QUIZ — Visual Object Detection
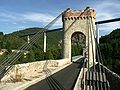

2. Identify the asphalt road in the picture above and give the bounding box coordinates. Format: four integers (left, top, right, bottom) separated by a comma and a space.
25, 57, 84, 90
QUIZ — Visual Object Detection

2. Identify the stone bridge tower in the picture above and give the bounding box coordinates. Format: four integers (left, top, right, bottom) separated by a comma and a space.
62, 8, 96, 66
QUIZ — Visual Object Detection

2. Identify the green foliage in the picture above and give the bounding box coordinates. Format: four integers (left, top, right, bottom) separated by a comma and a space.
45, 51, 54, 60
0, 27, 119, 76
0, 32, 3, 36
99, 28, 120, 75
18, 54, 24, 64
0, 27, 84, 66
72, 44, 83, 56
0, 52, 8, 63
26, 49, 35, 62
34, 50, 44, 61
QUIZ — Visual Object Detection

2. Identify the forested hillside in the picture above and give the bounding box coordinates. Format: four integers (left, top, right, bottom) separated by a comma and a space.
0, 28, 63, 63
0, 27, 83, 64
0, 28, 120, 75
99, 28, 120, 75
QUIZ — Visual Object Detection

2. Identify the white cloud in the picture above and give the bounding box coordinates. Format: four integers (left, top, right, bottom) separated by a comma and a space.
12, 22, 17, 25
0, 13, 17, 20
22, 12, 54, 22
93, 0, 120, 35
95, 1, 120, 20
1, 0, 119, 35
23, 12, 62, 26
0, 11, 24, 23
21, 12, 63, 29
0, 10, 62, 28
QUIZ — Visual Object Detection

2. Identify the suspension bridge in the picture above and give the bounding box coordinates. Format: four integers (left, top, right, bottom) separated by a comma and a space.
0, 7, 120, 90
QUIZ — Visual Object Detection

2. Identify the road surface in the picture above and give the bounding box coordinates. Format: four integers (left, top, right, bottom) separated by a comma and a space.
25, 57, 84, 90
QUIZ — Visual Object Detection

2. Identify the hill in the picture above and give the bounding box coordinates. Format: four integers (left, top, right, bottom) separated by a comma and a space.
0, 28, 63, 63
0, 27, 84, 63
0, 27, 120, 75
99, 28, 120, 75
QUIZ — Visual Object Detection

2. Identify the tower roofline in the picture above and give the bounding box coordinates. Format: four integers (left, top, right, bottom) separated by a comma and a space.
63, 7, 96, 20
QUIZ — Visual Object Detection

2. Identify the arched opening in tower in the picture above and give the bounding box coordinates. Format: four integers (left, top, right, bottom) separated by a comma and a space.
71, 32, 86, 62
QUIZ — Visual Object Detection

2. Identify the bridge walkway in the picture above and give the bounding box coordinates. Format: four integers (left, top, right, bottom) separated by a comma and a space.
25, 57, 84, 90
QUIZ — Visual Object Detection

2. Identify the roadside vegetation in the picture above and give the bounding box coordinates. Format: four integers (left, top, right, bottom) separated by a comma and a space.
0, 28, 120, 75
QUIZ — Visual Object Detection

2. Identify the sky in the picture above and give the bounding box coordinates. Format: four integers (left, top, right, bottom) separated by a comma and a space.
0, 0, 120, 36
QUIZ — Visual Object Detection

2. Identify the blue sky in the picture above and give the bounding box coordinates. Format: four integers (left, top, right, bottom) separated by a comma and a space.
0, 0, 120, 36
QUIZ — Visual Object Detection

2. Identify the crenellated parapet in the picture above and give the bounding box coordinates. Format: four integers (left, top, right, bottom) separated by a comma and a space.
63, 8, 96, 21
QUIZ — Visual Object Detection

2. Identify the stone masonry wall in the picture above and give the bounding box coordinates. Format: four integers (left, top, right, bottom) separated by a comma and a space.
62, 8, 96, 66
1, 59, 70, 83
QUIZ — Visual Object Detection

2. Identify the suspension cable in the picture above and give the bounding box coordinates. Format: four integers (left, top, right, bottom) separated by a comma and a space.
91, 18, 104, 90
91, 19, 104, 73
90, 17, 110, 90
0, 8, 70, 77
43, 7, 91, 90
89, 17, 96, 72
89, 17, 102, 90
88, 16, 97, 90
96, 24, 109, 90
84, 10, 91, 90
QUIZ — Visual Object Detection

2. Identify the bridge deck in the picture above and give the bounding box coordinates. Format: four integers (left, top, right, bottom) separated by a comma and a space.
25, 58, 84, 90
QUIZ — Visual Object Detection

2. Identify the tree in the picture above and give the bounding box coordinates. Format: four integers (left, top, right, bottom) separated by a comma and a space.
100, 28, 120, 75
17, 54, 24, 64
27, 49, 35, 62
45, 50, 54, 60
34, 50, 44, 61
